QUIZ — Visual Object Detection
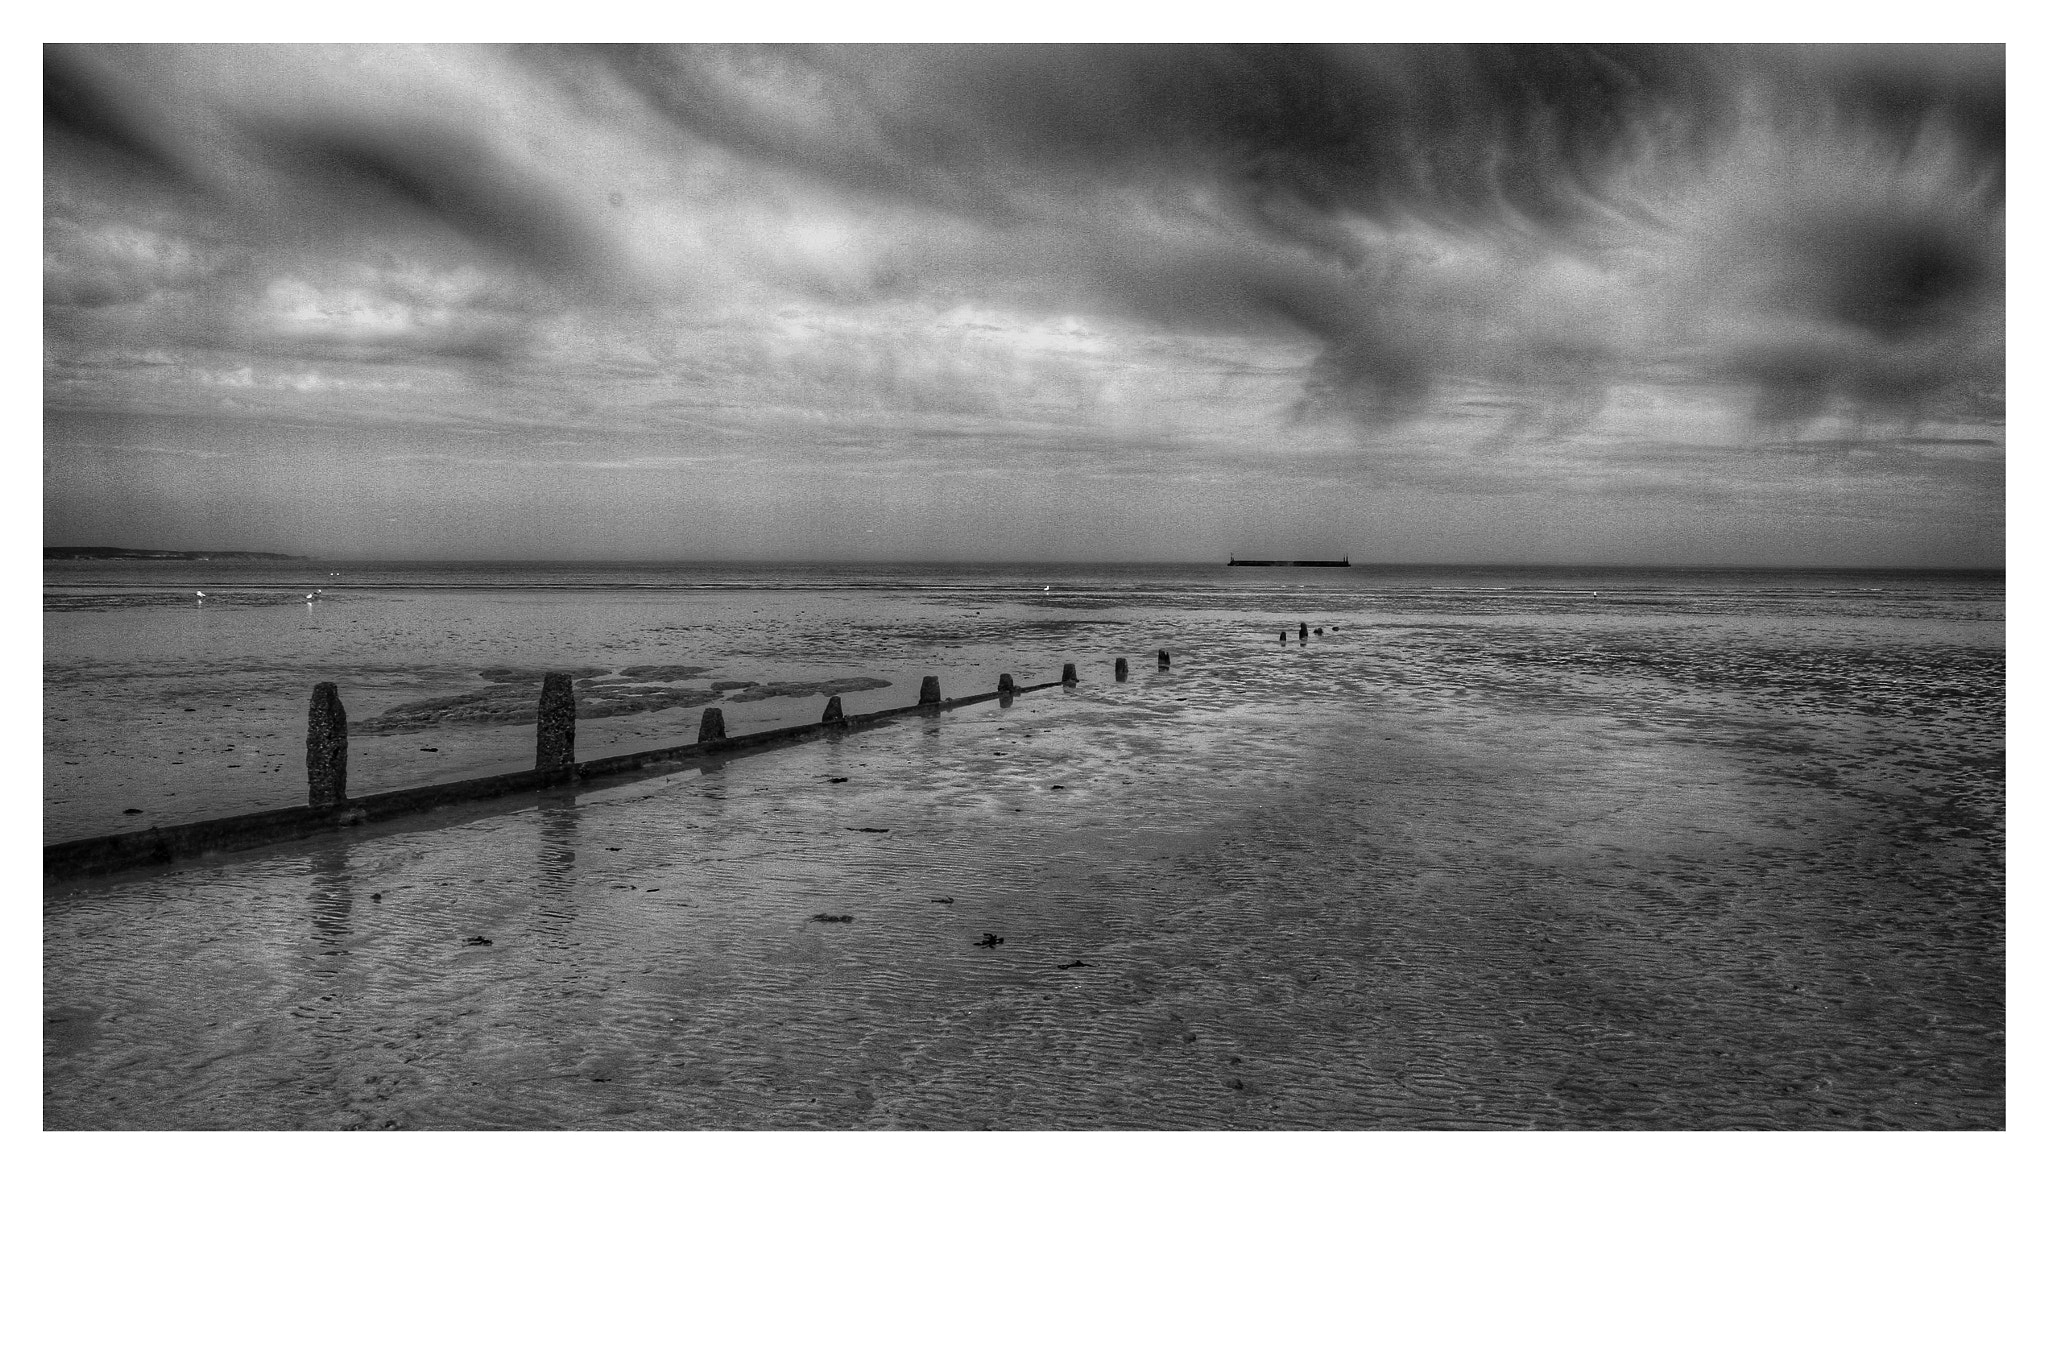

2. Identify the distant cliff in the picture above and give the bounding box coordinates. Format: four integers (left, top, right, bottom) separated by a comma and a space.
44, 547, 307, 561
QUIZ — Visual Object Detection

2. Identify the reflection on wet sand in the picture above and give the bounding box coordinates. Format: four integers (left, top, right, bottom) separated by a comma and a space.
533, 792, 581, 925
308, 845, 352, 957
294, 844, 363, 1122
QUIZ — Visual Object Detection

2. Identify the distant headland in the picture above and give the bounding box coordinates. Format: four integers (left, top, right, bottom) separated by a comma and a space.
44, 547, 307, 561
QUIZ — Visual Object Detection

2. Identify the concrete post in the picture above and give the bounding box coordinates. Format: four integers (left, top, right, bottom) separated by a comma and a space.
1114, 657, 1128, 681
998, 673, 1015, 693
919, 676, 942, 707
307, 682, 347, 808
1061, 663, 1078, 686
536, 672, 576, 771
823, 695, 844, 724
1157, 650, 1171, 671
699, 707, 726, 743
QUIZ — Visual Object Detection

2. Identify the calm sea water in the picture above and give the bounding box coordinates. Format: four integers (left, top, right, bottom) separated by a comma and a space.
45, 562, 2004, 1129
41, 555, 2007, 607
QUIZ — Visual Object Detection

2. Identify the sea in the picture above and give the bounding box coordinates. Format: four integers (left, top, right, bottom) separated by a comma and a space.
43, 560, 2005, 1129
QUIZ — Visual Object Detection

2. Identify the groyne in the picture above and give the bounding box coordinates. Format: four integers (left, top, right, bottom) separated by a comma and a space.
45, 669, 1088, 883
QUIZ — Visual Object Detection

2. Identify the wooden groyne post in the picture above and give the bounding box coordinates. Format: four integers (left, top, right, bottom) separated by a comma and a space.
823, 696, 844, 723
1157, 650, 1171, 670
1061, 663, 1078, 686
536, 672, 576, 772
1114, 657, 1128, 680
919, 676, 942, 707
699, 707, 726, 742
998, 673, 1015, 693
306, 683, 347, 808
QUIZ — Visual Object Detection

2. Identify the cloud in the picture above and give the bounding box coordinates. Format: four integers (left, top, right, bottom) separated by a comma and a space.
240, 118, 604, 284
529, 45, 1998, 437
42, 44, 2004, 563
43, 47, 202, 194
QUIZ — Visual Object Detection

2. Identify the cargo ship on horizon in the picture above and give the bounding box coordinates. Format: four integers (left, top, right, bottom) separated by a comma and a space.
1227, 556, 1351, 567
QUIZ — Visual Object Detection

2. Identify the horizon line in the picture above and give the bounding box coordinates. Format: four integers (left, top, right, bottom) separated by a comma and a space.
41, 550, 2006, 573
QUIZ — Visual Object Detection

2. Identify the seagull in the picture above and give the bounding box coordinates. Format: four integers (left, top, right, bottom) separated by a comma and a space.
195, 591, 205, 599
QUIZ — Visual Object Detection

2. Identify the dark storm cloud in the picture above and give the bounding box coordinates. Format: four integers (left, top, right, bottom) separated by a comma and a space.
571, 43, 2002, 429
1762, 44, 2005, 174
44, 46, 201, 195
48, 44, 2003, 430
45, 44, 598, 281
43, 45, 614, 389
588, 45, 1727, 233
241, 120, 602, 283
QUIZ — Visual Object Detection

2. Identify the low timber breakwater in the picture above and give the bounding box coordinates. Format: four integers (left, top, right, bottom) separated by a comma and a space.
45, 657, 1163, 883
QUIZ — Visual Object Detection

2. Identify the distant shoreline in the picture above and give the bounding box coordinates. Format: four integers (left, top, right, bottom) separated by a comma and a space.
36, 554, 2003, 573
43, 547, 307, 561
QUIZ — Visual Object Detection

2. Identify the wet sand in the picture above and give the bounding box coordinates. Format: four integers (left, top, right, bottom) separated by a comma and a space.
44, 583, 1082, 841
44, 579, 2003, 1129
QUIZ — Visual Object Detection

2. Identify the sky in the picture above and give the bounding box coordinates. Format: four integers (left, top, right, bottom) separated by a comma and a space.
42, 43, 2004, 565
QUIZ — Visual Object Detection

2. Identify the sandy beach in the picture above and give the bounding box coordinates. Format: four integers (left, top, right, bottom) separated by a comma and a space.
43, 565, 2004, 1129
